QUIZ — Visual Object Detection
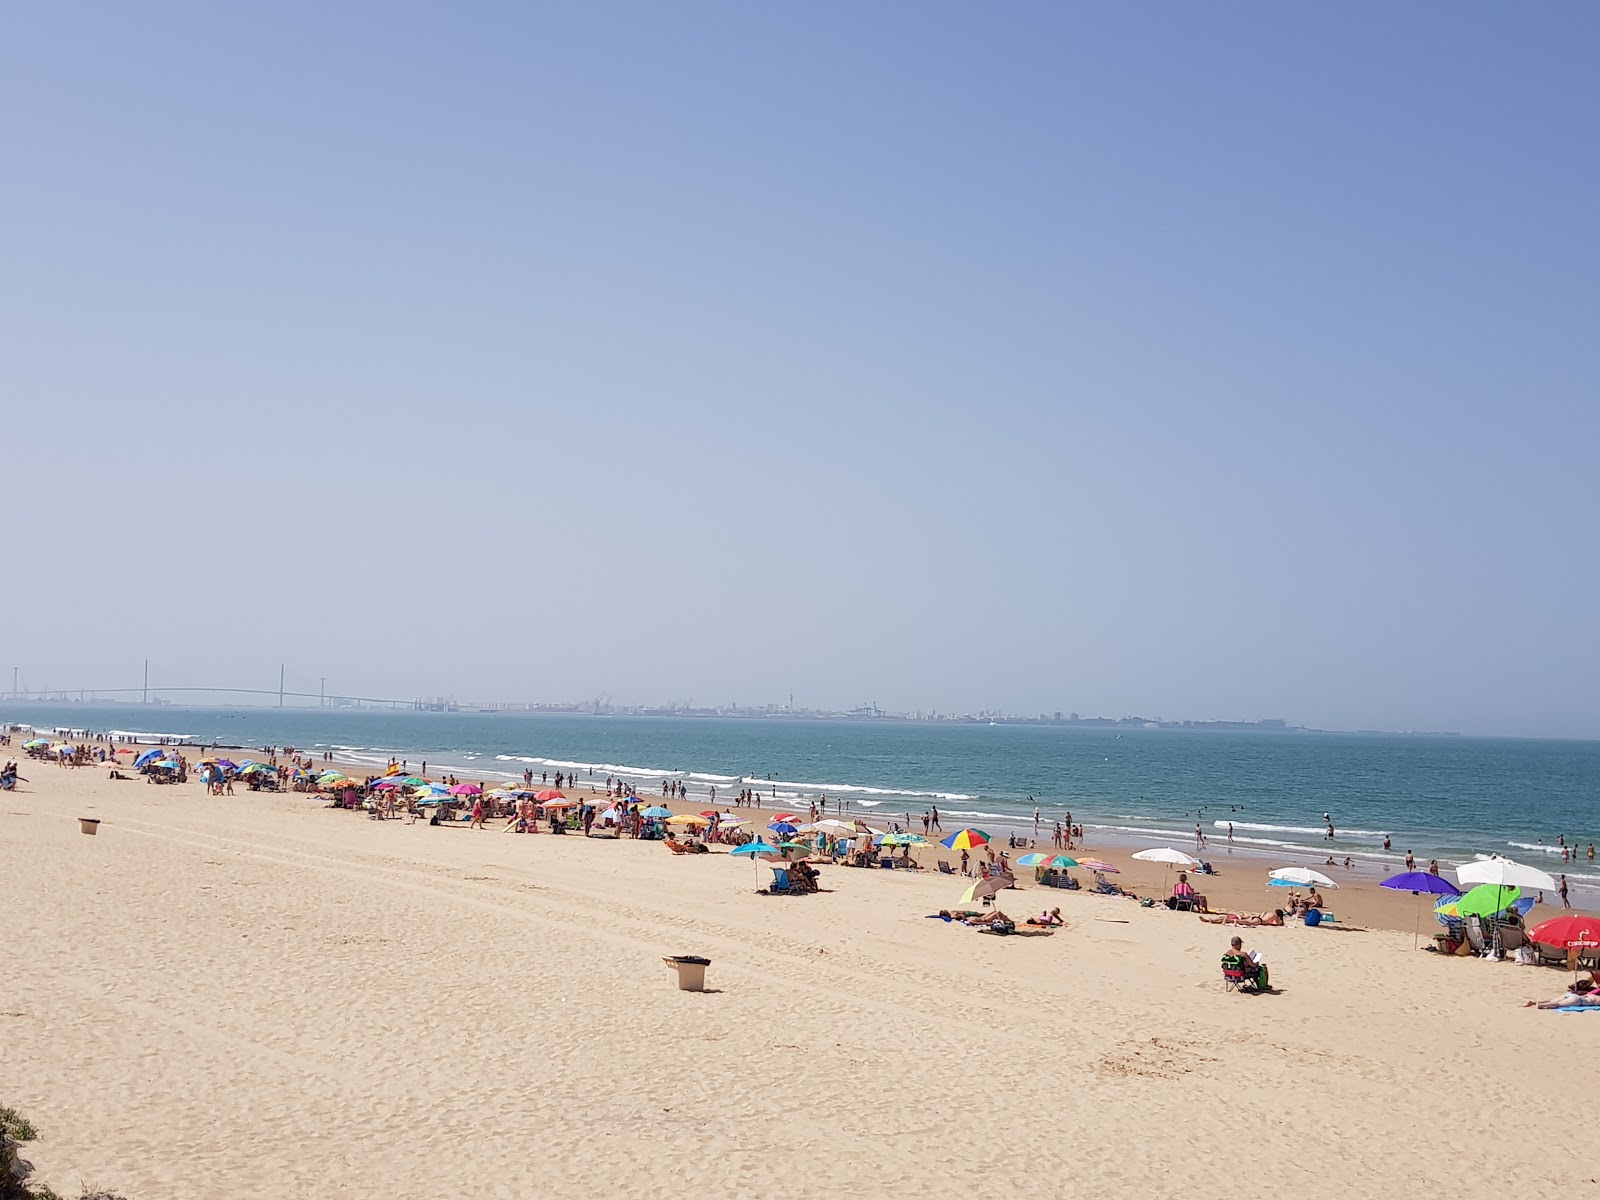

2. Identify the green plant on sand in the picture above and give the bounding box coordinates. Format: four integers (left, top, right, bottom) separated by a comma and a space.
1, 1105, 127, 1200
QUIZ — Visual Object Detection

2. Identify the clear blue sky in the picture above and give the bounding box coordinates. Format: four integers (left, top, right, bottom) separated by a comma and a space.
3, 4, 1596, 736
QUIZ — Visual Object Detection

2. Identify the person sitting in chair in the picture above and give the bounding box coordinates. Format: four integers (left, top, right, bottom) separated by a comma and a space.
1225, 935, 1269, 988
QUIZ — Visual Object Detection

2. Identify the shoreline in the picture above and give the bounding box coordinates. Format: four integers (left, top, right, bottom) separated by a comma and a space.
11, 722, 1598, 905
15, 733, 1592, 935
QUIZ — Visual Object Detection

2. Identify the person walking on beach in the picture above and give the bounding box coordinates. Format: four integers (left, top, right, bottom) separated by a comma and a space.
1405, 850, 1416, 871
470, 797, 485, 830
1559, 875, 1571, 908
1227, 823, 1234, 851
930, 805, 941, 831
1034, 805, 1040, 833
1428, 859, 1439, 876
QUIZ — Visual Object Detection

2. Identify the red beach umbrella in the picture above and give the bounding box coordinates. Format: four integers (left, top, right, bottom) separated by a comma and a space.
1529, 915, 1600, 950
535, 789, 565, 802
773, 812, 799, 822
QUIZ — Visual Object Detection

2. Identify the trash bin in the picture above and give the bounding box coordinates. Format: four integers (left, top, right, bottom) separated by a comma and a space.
663, 955, 710, 991
78, 818, 101, 836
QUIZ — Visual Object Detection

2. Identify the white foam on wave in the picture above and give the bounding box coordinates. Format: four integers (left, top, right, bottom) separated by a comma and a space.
741, 776, 974, 801
1213, 819, 1388, 839
1507, 841, 1589, 858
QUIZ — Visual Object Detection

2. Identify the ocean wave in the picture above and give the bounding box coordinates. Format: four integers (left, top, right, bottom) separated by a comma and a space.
740, 776, 974, 801
1507, 841, 1591, 859
1212, 819, 1387, 839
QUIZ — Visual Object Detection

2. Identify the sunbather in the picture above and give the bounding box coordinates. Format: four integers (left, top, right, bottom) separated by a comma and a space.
1202, 909, 1286, 927
1524, 979, 1598, 1009
963, 910, 1013, 927
1026, 907, 1064, 926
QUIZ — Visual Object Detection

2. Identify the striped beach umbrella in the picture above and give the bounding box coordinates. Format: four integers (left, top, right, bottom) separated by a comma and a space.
941, 828, 991, 850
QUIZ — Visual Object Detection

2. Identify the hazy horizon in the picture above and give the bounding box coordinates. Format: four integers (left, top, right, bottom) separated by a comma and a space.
4, 6, 1596, 740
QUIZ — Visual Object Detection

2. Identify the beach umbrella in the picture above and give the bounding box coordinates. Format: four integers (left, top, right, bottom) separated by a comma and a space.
769, 821, 799, 836
153, 759, 180, 770
22, 739, 47, 749
372, 780, 400, 790
535, 789, 565, 802
958, 876, 1009, 906
800, 818, 858, 833
773, 813, 799, 822
112, 747, 134, 755
1529, 914, 1600, 951
732, 838, 781, 887
881, 832, 929, 847
720, 817, 748, 827
449, 783, 482, 796
134, 748, 164, 767
941, 828, 991, 850
1268, 867, 1338, 888
1456, 858, 1558, 894
1078, 859, 1119, 874
1133, 847, 1200, 867
1456, 883, 1521, 921
641, 806, 673, 819
1381, 871, 1464, 948
667, 814, 708, 825
1529, 914, 1600, 973
1017, 852, 1079, 870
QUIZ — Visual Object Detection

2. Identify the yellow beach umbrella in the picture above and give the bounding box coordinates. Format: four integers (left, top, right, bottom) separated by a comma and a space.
667, 814, 709, 826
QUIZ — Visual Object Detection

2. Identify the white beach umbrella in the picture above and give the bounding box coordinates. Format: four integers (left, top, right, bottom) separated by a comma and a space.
1456, 858, 1558, 893
1268, 866, 1339, 888
799, 819, 858, 833
1132, 847, 1200, 867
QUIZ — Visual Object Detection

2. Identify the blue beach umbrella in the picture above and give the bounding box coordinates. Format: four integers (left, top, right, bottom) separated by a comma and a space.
769, 822, 798, 836
134, 749, 164, 768
641, 806, 673, 819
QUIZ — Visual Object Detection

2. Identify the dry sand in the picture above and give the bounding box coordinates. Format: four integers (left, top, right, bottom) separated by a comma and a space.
3, 759, 1596, 1198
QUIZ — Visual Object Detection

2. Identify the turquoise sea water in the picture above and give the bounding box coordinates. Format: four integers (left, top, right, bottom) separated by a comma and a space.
6, 704, 1597, 887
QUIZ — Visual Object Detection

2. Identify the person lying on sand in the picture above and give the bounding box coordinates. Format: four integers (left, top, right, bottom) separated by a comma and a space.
1524, 979, 1598, 1009
1202, 909, 1286, 927
962, 910, 1013, 926
1026, 908, 1064, 926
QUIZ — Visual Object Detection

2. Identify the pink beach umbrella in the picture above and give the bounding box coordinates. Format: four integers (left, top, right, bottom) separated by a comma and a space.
449, 783, 482, 797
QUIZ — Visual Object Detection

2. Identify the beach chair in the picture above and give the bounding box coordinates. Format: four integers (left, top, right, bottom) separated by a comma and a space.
878, 857, 895, 869
1221, 955, 1262, 993
766, 867, 793, 895
1498, 925, 1526, 954
938, 860, 955, 874
1465, 916, 1488, 956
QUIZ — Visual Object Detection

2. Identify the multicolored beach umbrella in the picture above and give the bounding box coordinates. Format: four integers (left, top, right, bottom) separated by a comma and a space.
1079, 859, 1119, 874
941, 828, 991, 850
1016, 853, 1079, 869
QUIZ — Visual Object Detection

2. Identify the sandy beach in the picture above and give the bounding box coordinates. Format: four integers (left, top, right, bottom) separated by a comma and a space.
3, 754, 1596, 1199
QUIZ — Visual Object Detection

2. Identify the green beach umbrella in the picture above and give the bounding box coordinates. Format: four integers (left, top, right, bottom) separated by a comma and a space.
1456, 883, 1521, 919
